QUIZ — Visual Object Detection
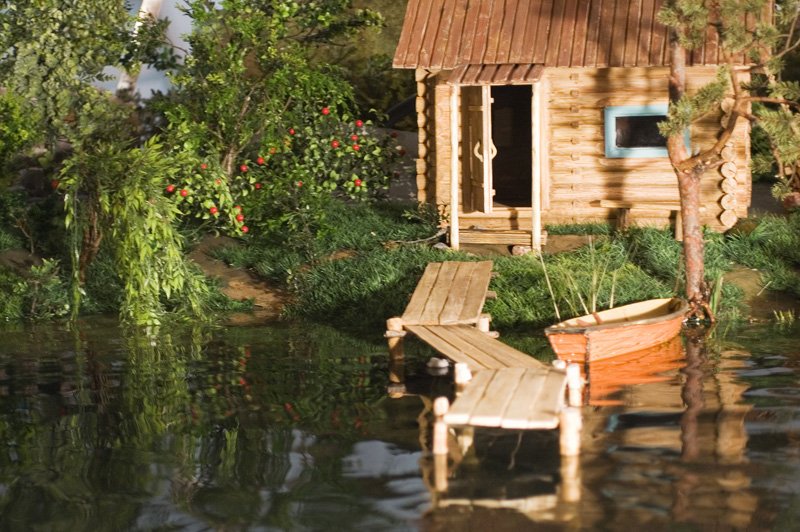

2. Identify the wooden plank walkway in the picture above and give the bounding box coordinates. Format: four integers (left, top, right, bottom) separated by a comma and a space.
387, 259, 583, 495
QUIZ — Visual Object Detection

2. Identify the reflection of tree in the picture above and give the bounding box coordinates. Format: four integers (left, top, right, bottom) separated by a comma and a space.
0, 322, 398, 529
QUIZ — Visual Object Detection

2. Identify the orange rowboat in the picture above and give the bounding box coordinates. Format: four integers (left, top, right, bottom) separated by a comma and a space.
544, 298, 688, 364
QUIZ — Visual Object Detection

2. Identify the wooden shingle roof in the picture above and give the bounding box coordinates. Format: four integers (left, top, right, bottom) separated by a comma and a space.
394, 0, 751, 71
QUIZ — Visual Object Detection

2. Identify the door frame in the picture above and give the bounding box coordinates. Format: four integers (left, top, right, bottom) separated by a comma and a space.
450, 81, 543, 251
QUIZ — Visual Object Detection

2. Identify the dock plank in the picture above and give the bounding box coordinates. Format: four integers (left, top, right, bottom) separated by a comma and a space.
444, 370, 494, 425
438, 262, 477, 324
457, 261, 494, 324
422, 325, 507, 370
402, 263, 441, 324
469, 368, 527, 426
405, 325, 482, 369
453, 326, 545, 368
501, 369, 550, 429
522, 370, 569, 429
418, 261, 461, 324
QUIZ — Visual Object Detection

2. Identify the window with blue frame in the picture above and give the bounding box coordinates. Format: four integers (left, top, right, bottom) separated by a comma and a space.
604, 104, 673, 158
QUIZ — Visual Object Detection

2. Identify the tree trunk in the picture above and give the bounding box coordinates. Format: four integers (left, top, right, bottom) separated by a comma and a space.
667, 27, 712, 321
116, 0, 165, 96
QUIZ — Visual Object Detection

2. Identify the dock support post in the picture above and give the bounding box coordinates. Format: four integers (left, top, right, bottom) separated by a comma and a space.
454, 362, 472, 392
566, 363, 584, 407
386, 317, 406, 396
433, 396, 450, 492
559, 407, 582, 457
559, 454, 581, 503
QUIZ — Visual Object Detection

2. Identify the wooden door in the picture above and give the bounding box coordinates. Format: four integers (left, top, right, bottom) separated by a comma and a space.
462, 86, 493, 213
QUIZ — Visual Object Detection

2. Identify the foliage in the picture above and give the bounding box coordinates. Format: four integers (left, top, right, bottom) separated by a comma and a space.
0, 91, 38, 170
0, 0, 170, 147
212, 199, 441, 284
237, 110, 401, 246
285, 245, 468, 331
488, 244, 673, 328
0, 267, 24, 321
163, 0, 397, 245
544, 222, 612, 236
61, 138, 210, 326
723, 212, 800, 296
21, 259, 70, 320
165, 0, 381, 177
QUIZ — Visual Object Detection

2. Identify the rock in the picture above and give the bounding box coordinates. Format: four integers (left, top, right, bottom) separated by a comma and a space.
511, 245, 532, 256
432, 242, 450, 250
0, 249, 42, 275
782, 192, 800, 211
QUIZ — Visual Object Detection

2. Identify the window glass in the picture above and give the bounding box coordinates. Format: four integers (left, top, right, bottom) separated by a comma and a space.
615, 115, 667, 148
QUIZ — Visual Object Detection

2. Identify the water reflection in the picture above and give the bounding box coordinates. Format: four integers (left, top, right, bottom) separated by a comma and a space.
0, 320, 799, 529
418, 324, 800, 530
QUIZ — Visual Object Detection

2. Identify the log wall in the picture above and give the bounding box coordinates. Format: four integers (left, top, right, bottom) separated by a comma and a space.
543, 66, 751, 230
421, 66, 752, 233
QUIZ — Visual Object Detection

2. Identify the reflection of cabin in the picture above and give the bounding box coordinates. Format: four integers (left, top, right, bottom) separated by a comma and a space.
393, 1, 756, 250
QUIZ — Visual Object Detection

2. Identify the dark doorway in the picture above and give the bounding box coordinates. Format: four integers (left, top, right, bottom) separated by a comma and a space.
491, 85, 532, 207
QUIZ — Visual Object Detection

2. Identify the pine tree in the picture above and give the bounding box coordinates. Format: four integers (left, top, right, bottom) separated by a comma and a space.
658, 0, 800, 320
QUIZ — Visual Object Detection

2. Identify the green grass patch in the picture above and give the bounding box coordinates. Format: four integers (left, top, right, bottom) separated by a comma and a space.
545, 222, 612, 236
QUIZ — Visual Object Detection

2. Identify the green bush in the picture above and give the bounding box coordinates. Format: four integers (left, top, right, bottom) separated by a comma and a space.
0, 267, 25, 321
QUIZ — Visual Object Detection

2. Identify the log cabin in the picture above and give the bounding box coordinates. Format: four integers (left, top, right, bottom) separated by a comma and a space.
393, 0, 760, 250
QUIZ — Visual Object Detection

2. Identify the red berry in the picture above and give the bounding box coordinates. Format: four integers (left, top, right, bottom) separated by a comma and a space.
165, 184, 175, 193
352, 144, 360, 151
269, 147, 277, 154
241, 225, 249, 233
289, 128, 295, 135
200, 163, 208, 170
350, 134, 358, 141
240, 164, 249, 173
180, 189, 188, 197
321, 107, 330, 115
354, 179, 362, 187
209, 206, 218, 215
236, 214, 244, 222
331, 140, 340, 148
234, 205, 242, 211
215, 179, 221, 185
256, 156, 265, 165
254, 183, 262, 190
355, 119, 364, 127
51, 179, 60, 190
296, 181, 303, 187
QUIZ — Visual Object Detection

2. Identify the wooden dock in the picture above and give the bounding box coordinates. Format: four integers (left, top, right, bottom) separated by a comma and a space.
386, 260, 583, 481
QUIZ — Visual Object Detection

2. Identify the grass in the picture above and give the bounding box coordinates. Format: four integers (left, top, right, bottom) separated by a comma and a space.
722, 213, 800, 297
215, 206, 795, 332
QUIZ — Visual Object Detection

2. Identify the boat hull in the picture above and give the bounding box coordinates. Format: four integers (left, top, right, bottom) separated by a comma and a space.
545, 298, 687, 363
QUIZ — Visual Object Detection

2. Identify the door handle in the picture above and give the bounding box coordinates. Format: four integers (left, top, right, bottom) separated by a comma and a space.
473, 141, 483, 162
490, 140, 498, 160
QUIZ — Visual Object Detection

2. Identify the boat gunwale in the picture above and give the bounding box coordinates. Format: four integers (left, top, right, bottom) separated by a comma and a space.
544, 297, 688, 336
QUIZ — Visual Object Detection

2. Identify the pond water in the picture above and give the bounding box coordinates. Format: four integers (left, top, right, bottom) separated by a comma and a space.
0, 317, 798, 530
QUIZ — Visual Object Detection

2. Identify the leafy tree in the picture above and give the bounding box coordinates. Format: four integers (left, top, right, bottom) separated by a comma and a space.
658, 0, 800, 320
0, 1, 203, 325
163, 0, 395, 244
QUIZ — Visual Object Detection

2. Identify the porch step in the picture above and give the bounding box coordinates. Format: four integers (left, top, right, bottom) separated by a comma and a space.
459, 229, 547, 246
